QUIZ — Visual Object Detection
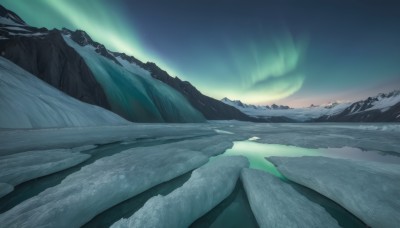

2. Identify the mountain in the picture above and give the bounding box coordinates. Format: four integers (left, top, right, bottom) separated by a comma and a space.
0, 5, 254, 122
0, 7, 111, 110
315, 91, 400, 122
0, 57, 128, 128
221, 97, 290, 110
221, 92, 400, 122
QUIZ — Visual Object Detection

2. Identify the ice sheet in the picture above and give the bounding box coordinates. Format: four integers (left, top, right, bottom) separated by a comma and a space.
0, 145, 208, 227
111, 156, 249, 228
269, 156, 400, 228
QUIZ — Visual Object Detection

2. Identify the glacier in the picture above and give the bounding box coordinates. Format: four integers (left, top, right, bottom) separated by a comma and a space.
111, 156, 249, 228
269, 156, 400, 228
63, 36, 205, 123
241, 168, 340, 228
0, 57, 129, 128
0, 144, 208, 227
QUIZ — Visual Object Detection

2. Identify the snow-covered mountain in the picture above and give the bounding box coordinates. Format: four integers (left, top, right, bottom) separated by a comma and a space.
0, 5, 253, 123
222, 91, 400, 122
316, 91, 400, 122
0, 57, 128, 128
0, 12, 205, 123
221, 97, 290, 110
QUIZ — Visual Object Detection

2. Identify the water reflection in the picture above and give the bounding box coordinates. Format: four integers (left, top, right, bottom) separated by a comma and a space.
223, 139, 400, 178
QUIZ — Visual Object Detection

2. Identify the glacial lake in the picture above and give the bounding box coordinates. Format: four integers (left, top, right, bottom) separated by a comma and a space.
222, 139, 400, 178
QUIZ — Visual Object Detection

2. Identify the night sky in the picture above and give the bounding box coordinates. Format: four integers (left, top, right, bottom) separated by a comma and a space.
3, 0, 400, 107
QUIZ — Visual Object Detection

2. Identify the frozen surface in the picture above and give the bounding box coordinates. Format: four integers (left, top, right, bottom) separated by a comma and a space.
227, 123, 400, 153
0, 183, 13, 198
0, 57, 128, 128
0, 124, 214, 155
64, 36, 205, 123
241, 168, 339, 228
269, 156, 400, 228
164, 134, 246, 157
0, 145, 208, 227
0, 149, 90, 186
112, 156, 249, 228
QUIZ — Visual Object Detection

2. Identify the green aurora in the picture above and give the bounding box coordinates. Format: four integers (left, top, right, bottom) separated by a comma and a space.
3, 0, 400, 106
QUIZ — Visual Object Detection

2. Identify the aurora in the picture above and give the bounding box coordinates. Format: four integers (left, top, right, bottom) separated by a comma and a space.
3, 0, 400, 107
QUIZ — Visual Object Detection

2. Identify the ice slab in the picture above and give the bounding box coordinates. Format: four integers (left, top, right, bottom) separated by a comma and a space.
269, 156, 400, 228
241, 168, 339, 228
0, 145, 208, 227
0, 183, 13, 198
0, 124, 214, 155
0, 57, 129, 128
0, 149, 90, 186
111, 156, 249, 228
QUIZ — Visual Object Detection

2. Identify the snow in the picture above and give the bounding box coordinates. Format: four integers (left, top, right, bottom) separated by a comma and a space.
241, 168, 340, 228
0, 17, 23, 26
248, 136, 260, 141
115, 56, 151, 78
0, 183, 13, 198
111, 156, 249, 228
0, 144, 209, 227
365, 92, 400, 112
268, 156, 400, 228
0, 57, 129, 128
0, 149, 90, 186
214, 129, 234, 134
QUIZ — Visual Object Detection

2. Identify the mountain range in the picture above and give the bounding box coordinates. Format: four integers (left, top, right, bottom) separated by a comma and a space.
222, 91, 400, 122
0, 4, 399, 127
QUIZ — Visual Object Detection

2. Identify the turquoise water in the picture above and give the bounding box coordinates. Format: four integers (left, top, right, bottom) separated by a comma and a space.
222, 139, 400, 178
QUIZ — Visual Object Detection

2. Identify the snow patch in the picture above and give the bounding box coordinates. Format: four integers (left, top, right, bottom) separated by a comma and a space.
214, 129, 234, 134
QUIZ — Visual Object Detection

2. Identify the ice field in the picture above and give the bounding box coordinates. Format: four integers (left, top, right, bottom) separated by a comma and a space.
0, 122, 399, 227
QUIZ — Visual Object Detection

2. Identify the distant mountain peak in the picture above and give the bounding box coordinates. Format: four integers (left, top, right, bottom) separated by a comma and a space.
221, 98, 291, 110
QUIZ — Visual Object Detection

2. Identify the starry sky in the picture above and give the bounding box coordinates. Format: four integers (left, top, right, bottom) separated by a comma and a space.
2, 0, 400, 107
